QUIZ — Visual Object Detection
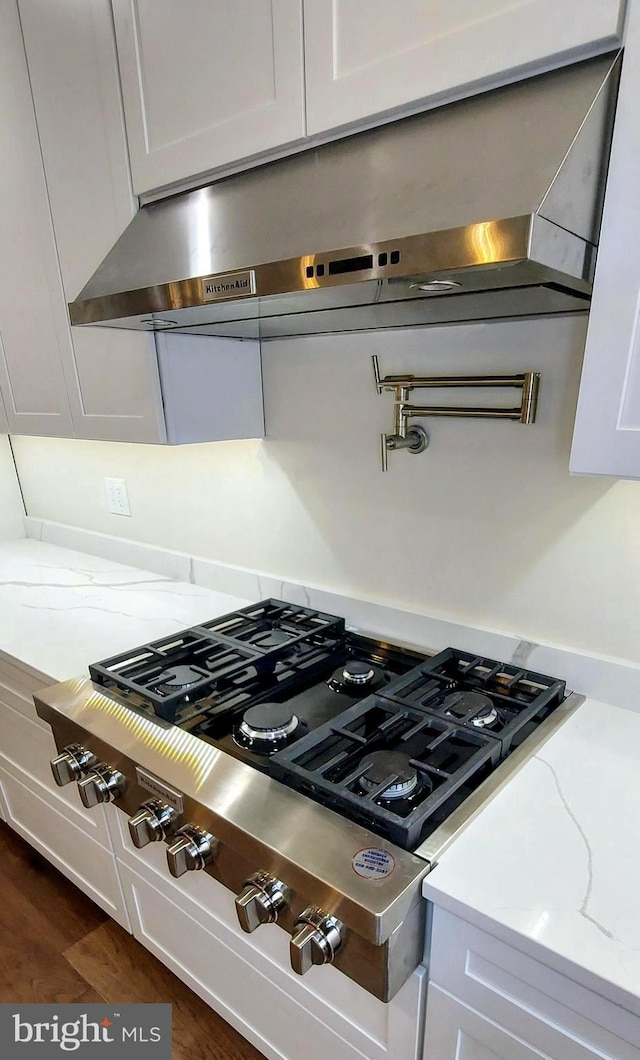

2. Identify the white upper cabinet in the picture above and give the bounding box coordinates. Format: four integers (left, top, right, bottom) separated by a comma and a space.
112, 0, 626, 195
571, 0, 640, 478
0, 393, 8, 434
18, 0, 167, 443
0, 0, 74, 438
112, 0, 306, 195
304, 0, 627, 136
15, 0, 264, 446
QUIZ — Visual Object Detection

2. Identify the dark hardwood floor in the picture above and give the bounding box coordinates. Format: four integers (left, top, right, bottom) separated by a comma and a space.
0, 822, 265, 1060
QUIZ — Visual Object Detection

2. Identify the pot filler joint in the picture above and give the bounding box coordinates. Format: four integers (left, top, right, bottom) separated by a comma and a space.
372, 355, 540, 472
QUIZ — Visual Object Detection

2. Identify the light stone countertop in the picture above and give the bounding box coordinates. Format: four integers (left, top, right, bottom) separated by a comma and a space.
0, 538, 251, 683
423, 695, 640, 1016
2, 537, 639, 1016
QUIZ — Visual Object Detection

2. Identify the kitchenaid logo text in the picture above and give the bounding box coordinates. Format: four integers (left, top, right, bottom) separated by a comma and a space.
201, 270, 256, 301
136, 767, 184, 813
0, 1004, 171, 1057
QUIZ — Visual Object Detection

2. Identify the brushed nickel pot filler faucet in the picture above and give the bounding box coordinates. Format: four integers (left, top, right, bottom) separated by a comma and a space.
372, 356, 540, 471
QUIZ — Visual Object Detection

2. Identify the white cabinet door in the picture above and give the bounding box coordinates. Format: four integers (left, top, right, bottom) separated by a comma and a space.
426, 907, 640, 1060
304, 0, 626, 136
0, 394, 7, 434
0, 760, 130, 928
18, 0, 167, 444
0, 0, 74, 438
18, 0, 265, 446
112, 0, 305, 195
571, 0, 640, 477
423, 985, 549, 1060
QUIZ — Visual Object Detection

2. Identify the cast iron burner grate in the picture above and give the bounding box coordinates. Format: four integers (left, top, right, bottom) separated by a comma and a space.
377, 648, 566, 753
89, 600, 345, 722
270, 647, 567, 847
270, 694, 502, 848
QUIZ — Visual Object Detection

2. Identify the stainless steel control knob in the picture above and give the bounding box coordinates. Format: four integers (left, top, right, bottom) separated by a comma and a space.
77, 764, 127, 808
50, 744, 97, 787
128, 799, 179, 848
235, 872, 288, 933
290, 907, 344, 976
166, 826, 217, 878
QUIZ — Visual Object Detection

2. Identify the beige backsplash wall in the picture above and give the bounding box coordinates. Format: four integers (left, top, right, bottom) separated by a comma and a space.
0, 435, 25, 540
11, 315, 640, 662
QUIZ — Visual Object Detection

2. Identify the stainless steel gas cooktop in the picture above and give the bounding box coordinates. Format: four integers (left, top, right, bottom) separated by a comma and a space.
34, 600, 582, 1001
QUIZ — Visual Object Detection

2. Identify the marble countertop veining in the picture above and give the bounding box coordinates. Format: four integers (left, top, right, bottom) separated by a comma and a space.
0, 538, 252, 682
423, 695, 640, 1015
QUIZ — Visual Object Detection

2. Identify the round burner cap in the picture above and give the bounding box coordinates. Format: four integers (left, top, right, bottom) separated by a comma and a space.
155, 665, 203, 693
342, 661, 376, 686
252, 628, 292, 649
470, 704, 500, 728
443, 690, 498, 726
238, 703, 300, 743
242, 703, 296, 732
360, 751, 419, 800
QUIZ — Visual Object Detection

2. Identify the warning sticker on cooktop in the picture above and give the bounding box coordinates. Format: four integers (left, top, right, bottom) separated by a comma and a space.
352, 848, 396, 880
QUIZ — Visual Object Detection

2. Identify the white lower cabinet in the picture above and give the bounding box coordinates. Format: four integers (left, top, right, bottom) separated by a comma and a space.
109, 809, 425, 1060
424, 985, 549, 1060
0, 763, 129, 929
423, 907, 640, 1060
0, 649, 425, 1059
0, 662, 130, 929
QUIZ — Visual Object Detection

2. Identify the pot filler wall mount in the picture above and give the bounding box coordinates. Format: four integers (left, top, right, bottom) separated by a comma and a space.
34, 600, 584, 1003
372, 355, 540, 470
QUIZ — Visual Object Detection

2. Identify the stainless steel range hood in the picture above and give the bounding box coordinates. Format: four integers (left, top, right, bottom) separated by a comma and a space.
69, 54, 620, 341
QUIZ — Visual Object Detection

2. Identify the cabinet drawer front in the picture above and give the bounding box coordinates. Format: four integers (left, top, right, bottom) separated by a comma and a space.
0, 702, 111, 844
0, 656, 48, 698
429, 908, 640, 1059
0, 763, 129, 929
120, 860, 392, 1060
0, 679, 47, 727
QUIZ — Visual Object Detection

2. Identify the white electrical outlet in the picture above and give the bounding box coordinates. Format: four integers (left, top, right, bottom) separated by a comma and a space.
104, 477, 131, 517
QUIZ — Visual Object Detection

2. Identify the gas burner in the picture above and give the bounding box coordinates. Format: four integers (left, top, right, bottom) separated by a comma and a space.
233, 702, 301, 754
343, 661, 375, 685
327, 659, 387, 695
247, 628, 294, 649
443, 690, 501, 729
154, 665, 204, 696
359, 751, 422, 801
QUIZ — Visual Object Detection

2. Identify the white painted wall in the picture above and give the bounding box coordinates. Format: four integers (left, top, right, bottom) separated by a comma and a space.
10, 315, 640, 663
0, 435, 24, 540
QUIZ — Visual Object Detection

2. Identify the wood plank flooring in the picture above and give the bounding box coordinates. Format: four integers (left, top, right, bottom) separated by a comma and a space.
0, 823, 265, 1060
